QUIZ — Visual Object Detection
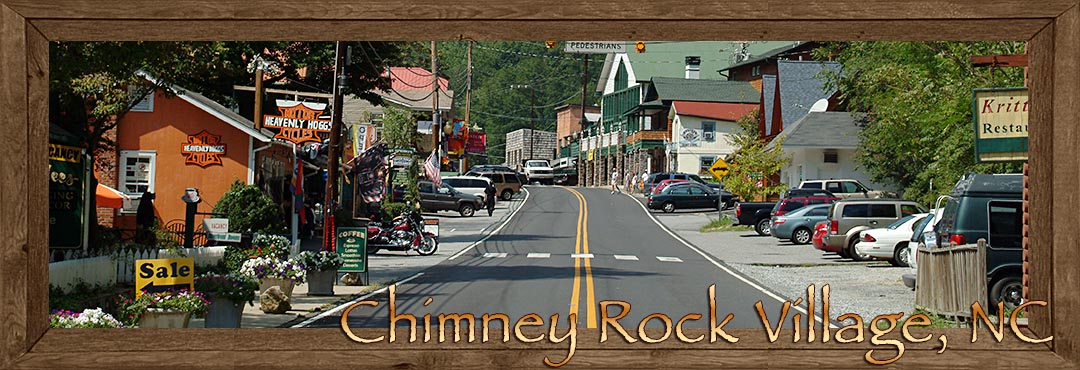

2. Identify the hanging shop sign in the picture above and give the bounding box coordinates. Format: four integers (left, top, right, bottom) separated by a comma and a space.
353, 123, 372, 156
181, 130, 226, 167
973, 87, 1028, 163
49, 143, 85, 249
466, 132, 487, 153
262, 100, 332, 145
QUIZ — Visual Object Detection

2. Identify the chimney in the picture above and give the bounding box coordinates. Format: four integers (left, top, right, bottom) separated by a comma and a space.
685, 56, 701, 79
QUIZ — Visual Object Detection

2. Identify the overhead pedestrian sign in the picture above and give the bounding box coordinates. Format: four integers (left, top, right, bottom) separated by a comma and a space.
708, 157, 730, 180
564, 41, 627, 54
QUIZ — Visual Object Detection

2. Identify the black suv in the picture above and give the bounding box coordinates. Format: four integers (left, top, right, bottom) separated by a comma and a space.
934, 173, 1023, 311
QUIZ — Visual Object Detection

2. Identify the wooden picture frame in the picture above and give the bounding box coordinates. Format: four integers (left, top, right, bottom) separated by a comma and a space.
2, 1, 1077, 368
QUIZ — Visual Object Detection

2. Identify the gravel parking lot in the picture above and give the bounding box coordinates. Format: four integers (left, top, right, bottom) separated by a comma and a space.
648, 205, 915, 323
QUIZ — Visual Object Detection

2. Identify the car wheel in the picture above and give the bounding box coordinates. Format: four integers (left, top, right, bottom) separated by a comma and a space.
847, 237, 871, 261
838, 246, 850, 259
755, 219, 771, 236
501, 189, 514, 201
662, 201, 676, 213
891, 242, 911, 267
792, 227, 812, 245
990, 276, 1023, 314
459, 204, 475, 217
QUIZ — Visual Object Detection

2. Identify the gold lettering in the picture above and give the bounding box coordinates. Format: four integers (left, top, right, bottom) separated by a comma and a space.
599, 300, 637, 343
340, 301, 384, 343
514, 313, 545, 343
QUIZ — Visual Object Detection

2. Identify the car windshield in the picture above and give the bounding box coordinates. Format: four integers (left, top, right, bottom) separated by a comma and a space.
887, 214, 917, 229
526, 161, 548, 167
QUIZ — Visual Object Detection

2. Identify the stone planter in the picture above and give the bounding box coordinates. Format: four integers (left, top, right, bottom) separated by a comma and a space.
306, 269, 338, 296
204, 297, 245, 328
259, 278, 295, 298
138, 308, 192, 328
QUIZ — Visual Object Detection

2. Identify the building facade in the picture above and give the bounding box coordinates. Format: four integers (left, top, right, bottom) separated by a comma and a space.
505, 129, 557, 170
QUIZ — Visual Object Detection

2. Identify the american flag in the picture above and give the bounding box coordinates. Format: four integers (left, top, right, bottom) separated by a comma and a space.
424, 149, 441, 187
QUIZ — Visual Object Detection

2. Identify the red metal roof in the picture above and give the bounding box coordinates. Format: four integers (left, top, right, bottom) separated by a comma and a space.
384, 67, 450, 91
672, 101, 758, 121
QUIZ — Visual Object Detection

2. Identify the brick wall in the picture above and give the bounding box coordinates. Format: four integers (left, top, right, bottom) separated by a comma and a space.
94, 126, 119, 227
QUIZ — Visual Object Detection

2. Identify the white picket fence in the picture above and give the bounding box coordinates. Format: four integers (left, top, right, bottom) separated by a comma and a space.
49, 246, 228, 291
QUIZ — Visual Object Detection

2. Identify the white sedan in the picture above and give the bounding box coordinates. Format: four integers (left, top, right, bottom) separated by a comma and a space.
855, 213, 928, 267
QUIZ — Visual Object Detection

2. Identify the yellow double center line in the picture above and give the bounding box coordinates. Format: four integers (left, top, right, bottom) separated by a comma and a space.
562, 187, 596, 328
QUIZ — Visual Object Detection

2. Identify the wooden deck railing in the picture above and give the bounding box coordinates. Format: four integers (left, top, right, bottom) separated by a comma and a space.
914, 239, 987, 319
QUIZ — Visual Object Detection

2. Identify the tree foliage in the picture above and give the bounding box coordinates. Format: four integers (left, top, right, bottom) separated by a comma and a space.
213, 181, 287, 234
379, 104, 422, 207
724, 109, 790, 201
816, 42, 1025, 205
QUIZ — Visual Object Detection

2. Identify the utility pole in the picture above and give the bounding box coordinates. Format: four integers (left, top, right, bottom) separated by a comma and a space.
254, 67, 265, 130
462, 40, 473, 173
431, 41, 440, 166
579, 54, 588, 185
323, 41, 346, 249
528, 86, 536, 161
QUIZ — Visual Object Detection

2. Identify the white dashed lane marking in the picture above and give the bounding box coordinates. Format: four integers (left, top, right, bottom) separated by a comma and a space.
613, 255, 639, 261
527, 253, 550, 258
656, 256, 684, 263
570, 253, 594, 259
482, 253, 508, 258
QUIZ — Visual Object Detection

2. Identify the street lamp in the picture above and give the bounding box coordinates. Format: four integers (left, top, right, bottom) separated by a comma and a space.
510, 84, 537, 164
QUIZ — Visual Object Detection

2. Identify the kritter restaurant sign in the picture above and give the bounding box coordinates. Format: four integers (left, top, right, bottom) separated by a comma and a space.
973, 87, 1028, 163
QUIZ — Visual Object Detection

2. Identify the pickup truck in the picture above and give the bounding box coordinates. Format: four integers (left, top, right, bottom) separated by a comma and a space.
734, 202, 777, 236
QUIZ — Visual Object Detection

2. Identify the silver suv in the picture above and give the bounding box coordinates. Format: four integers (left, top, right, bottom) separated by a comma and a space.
799, 179, 894, 199
823, 199, 925, 261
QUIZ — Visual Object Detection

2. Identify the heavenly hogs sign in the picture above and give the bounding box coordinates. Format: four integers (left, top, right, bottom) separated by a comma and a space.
973, 87, 1029, 162
263, 100, 332, 145
182, 130, 226, 167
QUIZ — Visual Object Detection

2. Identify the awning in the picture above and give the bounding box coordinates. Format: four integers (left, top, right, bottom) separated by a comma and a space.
96, 183, 129, 209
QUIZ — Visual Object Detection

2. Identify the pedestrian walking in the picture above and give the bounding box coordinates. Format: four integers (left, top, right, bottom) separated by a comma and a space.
484, 182, 497, 217
629, 174, 638, 194
610, 170, 621, 194
640, 172, 648, 193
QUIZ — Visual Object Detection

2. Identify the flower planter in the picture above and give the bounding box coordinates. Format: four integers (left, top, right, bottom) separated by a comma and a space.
306, 269, 338, 296
138, 308, 192, 328
204, 297, 245, 328
259, 278, 295, 298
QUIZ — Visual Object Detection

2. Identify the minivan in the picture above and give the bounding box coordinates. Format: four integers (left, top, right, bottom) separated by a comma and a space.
934, 173, 1023, 311
465, 170, 522, 201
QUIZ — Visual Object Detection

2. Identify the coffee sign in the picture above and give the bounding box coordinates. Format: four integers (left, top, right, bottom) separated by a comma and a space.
182, 130, 226, 167
973, 87, 1028, 162
263, 100, 332, 145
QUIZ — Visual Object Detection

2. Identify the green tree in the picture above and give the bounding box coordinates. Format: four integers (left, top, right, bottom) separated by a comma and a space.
380, 104, 423, 208
213, 181, 287, 234
724, 110, 790, 201
815, 42, 1025, 205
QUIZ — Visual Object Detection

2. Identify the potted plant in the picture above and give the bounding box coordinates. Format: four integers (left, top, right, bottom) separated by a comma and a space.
250, 234, 291, 260
116, 289, 210, 328
239, 256, 306, 298
194, 273, 259, 328
49, 308, 124, 328
295, 251, 344, 296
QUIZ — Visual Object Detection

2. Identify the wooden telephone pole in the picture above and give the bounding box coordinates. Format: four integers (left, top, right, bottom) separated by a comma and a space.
431, 41, 440, 164
323, 41, 346, 249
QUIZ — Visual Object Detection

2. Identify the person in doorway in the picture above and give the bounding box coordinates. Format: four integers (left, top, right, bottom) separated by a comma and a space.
610, 170, 621, 194
484, 182, 496, 217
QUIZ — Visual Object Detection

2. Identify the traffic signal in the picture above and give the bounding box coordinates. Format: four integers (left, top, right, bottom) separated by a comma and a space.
545, 40, 557, 49
635, 41, 646, 53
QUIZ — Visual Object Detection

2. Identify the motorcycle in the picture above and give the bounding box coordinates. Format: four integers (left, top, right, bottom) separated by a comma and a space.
366, 210, 438, 256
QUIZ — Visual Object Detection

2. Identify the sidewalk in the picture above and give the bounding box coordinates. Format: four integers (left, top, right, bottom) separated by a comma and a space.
208, 191, 527, 328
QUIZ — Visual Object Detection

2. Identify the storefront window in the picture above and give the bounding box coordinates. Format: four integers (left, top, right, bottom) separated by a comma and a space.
119, 150, 156, 196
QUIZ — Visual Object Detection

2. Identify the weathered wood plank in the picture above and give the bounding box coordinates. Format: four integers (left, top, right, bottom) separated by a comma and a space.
27, 328, 1054, 352
1027, 13, 1055, 347
23, 19, 48, 352
3, 0, 1074, 21
30, 19, 1050, 42
0, 4, 29, 369
1051, 4, 1080, 363
13, 348, 1079, 370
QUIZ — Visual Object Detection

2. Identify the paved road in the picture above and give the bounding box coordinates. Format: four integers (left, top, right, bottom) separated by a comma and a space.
308, 186, 795, 330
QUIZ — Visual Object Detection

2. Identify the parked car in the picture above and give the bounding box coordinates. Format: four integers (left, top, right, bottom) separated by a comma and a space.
734, 202, 777, 236
903, 208, 943, 289
553, 167, 578, 186
782, 188, 838, 198
522, 159, 554, 184
854, 213, 928, 267
652, 179, 689, 195
469, 165, 517, 173
645, 172, 721, 193
933, 173, 1023, 311
770, 194, 841, 217
416, 180, 483, 217
812, 221, 829, 250
442, 176, 493, 203
465, 170, 523, 201
771, 204, 832, 245
799, 179, 895, 199
647, 182, 719, 213
821, 199, 926, 261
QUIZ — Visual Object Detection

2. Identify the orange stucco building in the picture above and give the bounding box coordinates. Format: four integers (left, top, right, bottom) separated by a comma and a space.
96, 81, 294, 230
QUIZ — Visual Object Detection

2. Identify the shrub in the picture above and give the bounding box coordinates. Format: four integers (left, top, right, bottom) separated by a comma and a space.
116, 290, 211, 327
380, 201, 409, 218
213, 181, 286, 234
239, 256, 307, 285
194, 272, 259, 305
50, 308, 124, 328
294, 251, 344, 272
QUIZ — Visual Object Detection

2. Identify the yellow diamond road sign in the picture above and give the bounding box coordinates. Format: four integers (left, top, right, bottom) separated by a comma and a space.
709, 157, 730, 180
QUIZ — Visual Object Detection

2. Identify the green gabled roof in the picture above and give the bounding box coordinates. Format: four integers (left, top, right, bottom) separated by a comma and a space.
645, 77, 760, 104
625, 41, 796, 82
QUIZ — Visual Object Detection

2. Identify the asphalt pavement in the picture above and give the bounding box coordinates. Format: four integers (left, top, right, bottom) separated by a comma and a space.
307, 186, 798, 330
